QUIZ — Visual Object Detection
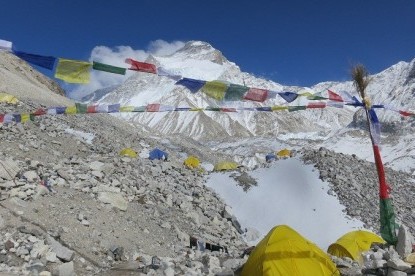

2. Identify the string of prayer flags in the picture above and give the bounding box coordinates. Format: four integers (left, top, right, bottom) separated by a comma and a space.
13, 51, 57, 70
0, 39, 12, 51
92, 61, 126, 75
55, 58, 92, 84
125, 58, 157, 74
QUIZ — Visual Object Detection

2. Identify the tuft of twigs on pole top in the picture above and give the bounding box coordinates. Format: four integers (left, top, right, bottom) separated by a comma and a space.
351, 64, 371, 99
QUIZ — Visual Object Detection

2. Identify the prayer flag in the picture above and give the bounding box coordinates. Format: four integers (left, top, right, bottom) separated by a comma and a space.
65, 106, 77, 114
108, 104, 120, 113
13, 51, 56, 70
369, 108, 381, 145
3, 114, 13, 123
32, 108, 47, 116
55, 58, 91, 84
220, 108, 237, 112
202, 81, 228, 100
146, 104, 160, 112
399, 110, 414, 116
159, 105, 175, 112
75, 103, 87, 114
328, 90, 343, 102
307, 102, 326, 109
244, 88, 268, 102
0, 39, 12, 51
277, 92, 298, 103
327, 101, 344, 108
87, 105, 97, 113
12, 114, 21, 123
157, 67, 182, 81
0, 114, 4, 123
267, 91, 279, 100
176, 78, 206, 93
125, 58, 157, 74
93, 61, 126, 75
224, 84, 249, 101
120, 106, 135, 112
133, 106, 146, 112
175, 107, 191, 111
288, 106, 307, 112
271, 106, 288, 111
21, 114, 30, 122
96, 105, 109, 113
307, 94, 327, 101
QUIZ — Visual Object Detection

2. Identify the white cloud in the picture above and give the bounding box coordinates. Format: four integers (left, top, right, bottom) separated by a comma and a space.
68, 40, 185, 100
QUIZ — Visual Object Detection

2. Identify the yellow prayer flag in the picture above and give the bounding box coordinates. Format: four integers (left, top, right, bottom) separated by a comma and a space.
201, 81, 228, 100
271, 106, 288, 111
65, 106, 77, 114
190, 108, 203, 111
55, 58, 91, 84
120, 106, 135, 112
21, 114, 30, 122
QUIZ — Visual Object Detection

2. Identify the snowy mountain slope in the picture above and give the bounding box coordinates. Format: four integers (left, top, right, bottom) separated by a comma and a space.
86, 41, 415, 172
90, 41, 353, 141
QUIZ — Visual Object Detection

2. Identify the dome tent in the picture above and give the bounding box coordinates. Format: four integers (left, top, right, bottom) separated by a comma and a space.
184, 156, 200, 169
148, 148, 168, 161
327, 230, 385, 262
276, 148, 291, 158
265, 153, 276, 162
242, 225, 339, 276
119, 148, 137, 158
213, 161, 239, 171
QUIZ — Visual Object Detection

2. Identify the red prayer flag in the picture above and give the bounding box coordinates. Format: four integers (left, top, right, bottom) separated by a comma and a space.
244, 88, 268, 102
33, 108, 47, 116
220, 108, 237, 112
399, 110, 413, 116
125, 58, 157, 74
87, 105, 97, 113
146, 104, 160, 112
307, 102, 326, 109
328, 90, 343, 102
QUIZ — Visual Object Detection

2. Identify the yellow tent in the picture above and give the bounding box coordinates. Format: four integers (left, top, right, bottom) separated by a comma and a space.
184, 156, 200, 169
276, 148, 291, 158
0, 92, 19, 104
242, 225, 339, 276
213, 161, 239, 171
119, 148, 137, 158
327, 230, 385, 262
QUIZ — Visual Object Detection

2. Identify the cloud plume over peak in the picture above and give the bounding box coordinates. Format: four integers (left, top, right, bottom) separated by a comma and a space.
68, 40, 185, 100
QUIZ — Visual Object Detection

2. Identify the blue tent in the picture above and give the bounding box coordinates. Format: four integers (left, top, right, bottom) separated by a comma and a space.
149, 148, 168, 161
265, 153, 276, 163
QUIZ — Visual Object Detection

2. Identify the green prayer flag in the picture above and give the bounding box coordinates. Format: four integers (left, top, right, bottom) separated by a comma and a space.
224, 84, 249, 101
93, 61, 126, 75
75, 103, 87, 114
288, 106, 307, 112
380, 198, 398, 244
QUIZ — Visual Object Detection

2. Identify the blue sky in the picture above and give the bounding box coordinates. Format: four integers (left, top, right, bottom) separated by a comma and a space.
1, 0, 414, 88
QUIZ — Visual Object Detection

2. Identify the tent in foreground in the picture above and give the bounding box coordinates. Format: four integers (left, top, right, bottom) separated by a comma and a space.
242, 225, 339, 276
184, 156, 200, 169
327, 230, 385, 261
149, 148, 168, 161
213, 161, 239, 171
